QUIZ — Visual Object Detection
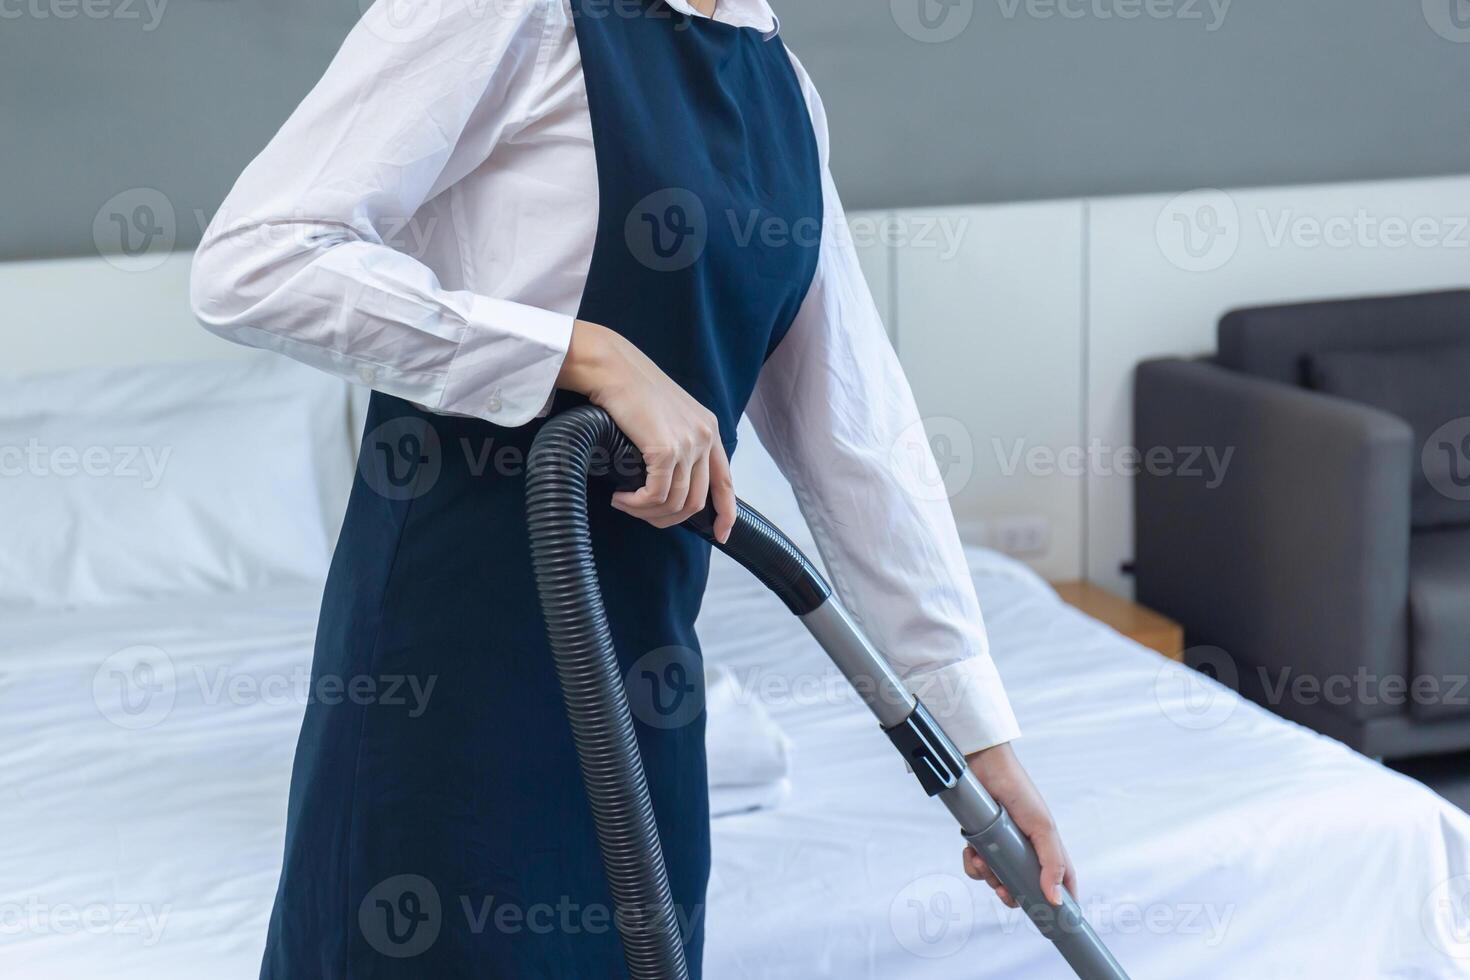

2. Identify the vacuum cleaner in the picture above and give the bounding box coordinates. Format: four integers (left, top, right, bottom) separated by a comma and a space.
526, 405, 1129, 980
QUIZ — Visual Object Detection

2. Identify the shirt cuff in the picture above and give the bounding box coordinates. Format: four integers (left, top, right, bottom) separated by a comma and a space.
439, 294, 573, 426
905, 655, 1021, 756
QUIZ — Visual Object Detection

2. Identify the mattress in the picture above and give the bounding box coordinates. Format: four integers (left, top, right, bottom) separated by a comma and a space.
3, 551, 1469, 978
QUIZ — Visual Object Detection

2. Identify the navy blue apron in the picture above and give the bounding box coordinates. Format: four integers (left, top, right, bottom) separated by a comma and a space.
259, 2, 821, 976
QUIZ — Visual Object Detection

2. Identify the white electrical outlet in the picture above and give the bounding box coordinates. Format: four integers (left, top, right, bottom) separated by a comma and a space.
993, 516, 1051, 557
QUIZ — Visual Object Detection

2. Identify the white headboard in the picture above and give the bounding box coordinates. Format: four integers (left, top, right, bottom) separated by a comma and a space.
6, 252, 248, 375
5, 251, 367, 468
13, 176, 1470, 588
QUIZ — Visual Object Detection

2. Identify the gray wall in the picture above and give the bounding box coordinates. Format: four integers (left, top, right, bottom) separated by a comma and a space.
5, 0, 1470, 261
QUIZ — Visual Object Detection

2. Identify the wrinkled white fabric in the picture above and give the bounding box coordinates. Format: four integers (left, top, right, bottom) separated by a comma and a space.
705, 665, 794, 817
5, 557, 1467, 977
188, 0, 1017, 751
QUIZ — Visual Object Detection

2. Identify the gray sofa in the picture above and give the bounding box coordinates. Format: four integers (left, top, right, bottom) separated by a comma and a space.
1134, 289, 1470, 759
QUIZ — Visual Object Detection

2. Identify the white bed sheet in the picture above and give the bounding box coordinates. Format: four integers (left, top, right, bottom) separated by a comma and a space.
3, 553, 1469, 978
703, 551, 1470, 979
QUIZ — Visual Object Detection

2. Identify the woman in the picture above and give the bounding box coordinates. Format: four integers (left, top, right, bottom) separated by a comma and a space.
191, 0, 1077, 974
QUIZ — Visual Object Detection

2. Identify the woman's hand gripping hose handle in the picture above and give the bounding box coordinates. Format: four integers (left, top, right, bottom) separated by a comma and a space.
558, 319, 736, 543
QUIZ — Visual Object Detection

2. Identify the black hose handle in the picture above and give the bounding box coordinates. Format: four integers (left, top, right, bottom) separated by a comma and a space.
592, 425, 831, 616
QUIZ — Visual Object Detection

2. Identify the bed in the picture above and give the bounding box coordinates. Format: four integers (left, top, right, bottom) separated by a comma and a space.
4, 355, 1470, 978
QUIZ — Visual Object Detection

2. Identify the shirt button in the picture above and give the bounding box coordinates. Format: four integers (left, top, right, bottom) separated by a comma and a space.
487, 392, 503, 414
356, 365, 377, 385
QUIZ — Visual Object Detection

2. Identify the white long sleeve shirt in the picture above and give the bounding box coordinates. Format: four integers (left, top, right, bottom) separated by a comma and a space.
189, 0, 1020, 754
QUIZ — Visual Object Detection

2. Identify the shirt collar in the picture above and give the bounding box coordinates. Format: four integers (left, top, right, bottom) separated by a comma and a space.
662, 0, 781, 39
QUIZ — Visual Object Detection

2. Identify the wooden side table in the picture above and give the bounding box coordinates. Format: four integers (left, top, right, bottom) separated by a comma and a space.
1052, 581, 1185, 661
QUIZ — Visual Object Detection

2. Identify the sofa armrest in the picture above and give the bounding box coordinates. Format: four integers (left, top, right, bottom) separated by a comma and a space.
1133, 357, 1413, 725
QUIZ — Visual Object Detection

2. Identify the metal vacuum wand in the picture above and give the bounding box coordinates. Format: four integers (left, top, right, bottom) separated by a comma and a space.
798, 600, 1128, 978
684, 504, 1131, 980
526, 406, 1130, 980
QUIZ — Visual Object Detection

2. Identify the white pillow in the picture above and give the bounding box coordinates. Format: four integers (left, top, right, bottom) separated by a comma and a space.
705, 665, 793, 818
0, 355, 356, 608
963, 544, 1056, 598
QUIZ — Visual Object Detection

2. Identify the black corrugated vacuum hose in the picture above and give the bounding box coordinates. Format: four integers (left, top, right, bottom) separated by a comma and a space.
528, 406, 1131, 980
525, 405, 830, 980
